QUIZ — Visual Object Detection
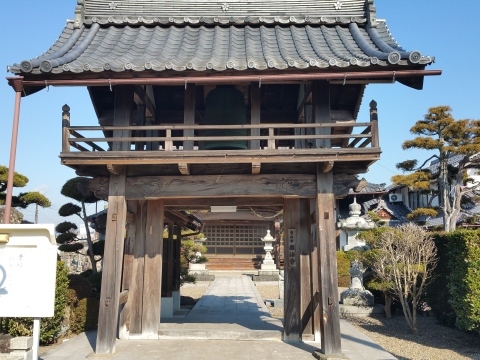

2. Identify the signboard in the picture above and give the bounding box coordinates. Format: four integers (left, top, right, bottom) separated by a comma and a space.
288, 228, 296, 267
0, 224, 57, 318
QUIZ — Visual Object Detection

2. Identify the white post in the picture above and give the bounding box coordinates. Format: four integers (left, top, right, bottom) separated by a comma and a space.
32, 317, 40, 360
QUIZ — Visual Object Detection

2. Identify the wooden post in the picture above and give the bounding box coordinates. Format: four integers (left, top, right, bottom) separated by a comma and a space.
62, 104, 70, 153
250, 84, 261, 150
174, 225, 182, 291
166, 221, 174, 297
134, 105, 146, 151
299, 198, 313, 338
184, 84, 195, 150
310, 198, 321, 342
312, 81, 331, 149
127, 200, 147, 336
316, 165, 342, 356
370, 100, 379, 148
283, 198, 301, 342
96, 85, 133, 354
118, 200, 137, 339
95, 168, 127, 354
141, 199, 164, 339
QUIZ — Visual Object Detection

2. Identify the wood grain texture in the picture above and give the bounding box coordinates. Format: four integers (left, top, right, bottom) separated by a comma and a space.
88, 173, 362, 200
127, 200, 147, 336
283, 198, 301, 342
141, 200, 164, 339
96, 168, 127, 355
183, 84, 195, 151
299, 198, 313, 337
316, 167, 342, 355
118, 200, 137, 339
312, 81, 331, 149
310, 198, 321, 342
250, 84, 261, 150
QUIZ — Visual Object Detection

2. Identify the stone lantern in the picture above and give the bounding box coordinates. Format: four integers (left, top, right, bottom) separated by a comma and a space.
337, 197, 374, 251
260, 230, 276, 270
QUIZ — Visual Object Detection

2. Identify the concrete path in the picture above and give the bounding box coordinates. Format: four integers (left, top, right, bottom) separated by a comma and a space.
39, 275, 396, 359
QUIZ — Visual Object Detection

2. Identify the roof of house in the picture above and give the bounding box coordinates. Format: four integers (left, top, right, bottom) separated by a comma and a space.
9, 0, 433, 76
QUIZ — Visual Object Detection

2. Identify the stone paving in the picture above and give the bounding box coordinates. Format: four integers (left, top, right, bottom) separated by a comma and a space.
39, 275, 396, 359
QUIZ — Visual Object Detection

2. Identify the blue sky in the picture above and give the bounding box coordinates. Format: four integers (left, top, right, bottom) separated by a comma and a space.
1, 0, 479, 225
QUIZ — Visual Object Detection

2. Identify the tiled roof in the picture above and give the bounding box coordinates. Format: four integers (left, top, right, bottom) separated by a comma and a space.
428, 154, 465, 176
9, 19, 433, 75
77, 0, 374, 27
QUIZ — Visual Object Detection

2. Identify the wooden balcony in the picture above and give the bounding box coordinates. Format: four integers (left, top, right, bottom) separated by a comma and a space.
61, 121, 380, 177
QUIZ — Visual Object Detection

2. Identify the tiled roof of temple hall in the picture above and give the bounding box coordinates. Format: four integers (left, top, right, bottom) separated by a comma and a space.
8, 0, 434, 76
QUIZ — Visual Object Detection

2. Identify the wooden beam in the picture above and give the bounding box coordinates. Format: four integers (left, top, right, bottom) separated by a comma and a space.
118, 200, 137, 340
166, 221, 174, 297
315, 165, 342, 356
299, 198, 313, 339
119, 290, 129, 305
164, 197, 284, 207
178, 163, 190, 175
107, 163, 121, 175
283, 198, 301, 342
184, 84, 195, 151
250, 84, 261, 150
141, 199, 164, 339
96, 167, 127, 355
112, 86, 134, 152
319, 161, 334, 173
312, 81, 331, 149
310, 198, 321, 342
252, 162, 261, 175
127, 200, 147, 336
133, 85, 156, 120
88, 173, 363, 200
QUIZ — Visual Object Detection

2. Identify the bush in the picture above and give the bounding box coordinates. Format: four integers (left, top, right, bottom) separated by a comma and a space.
86, 271, 102, 292
445, 230, 480, 334
336, 251, 350, 287
69, 298, 100, 334
1, 261, 70, 344
67, 274, 93, 300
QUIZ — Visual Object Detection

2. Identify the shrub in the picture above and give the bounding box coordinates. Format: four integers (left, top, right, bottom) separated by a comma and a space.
336, 251, 350, 287
1, 261, 70, 344
445, 230, 480, 334
69, 298, 100, 334
67, 274, 93, 300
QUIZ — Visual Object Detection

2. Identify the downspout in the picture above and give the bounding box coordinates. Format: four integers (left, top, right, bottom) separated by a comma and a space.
3, 77, 24, 224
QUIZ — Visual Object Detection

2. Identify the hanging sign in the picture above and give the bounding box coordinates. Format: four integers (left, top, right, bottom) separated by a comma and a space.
288, 228, 296, 267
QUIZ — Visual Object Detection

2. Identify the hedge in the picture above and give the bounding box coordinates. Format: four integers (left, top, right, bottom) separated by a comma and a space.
428, 230, 480, 334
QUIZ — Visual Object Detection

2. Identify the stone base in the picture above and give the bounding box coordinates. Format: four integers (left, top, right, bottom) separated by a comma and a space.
161, 296, 174, 318
260, 263, 277, 271
194, 273, 215, 281
312, 350, 349, 360
264, 298, 284, 308
253, 274, 279, 281
340, 288, 374, 306
339, 303, 385, 317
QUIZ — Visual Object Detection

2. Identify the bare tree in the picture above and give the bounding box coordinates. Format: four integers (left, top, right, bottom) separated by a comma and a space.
374, 223, 437, 333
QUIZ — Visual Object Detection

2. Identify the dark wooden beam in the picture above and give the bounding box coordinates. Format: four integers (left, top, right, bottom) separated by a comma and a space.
299, 198, 314, 339
141, 200, 164, 339
127, 200, 147, 336
283, 198, 301, 342
250, 84, 261, 150
184, 84, 195, 150
87, 173, 363, 200
312, 81, 331, 149
96, 167, 127, 354
315, 165, 342, 356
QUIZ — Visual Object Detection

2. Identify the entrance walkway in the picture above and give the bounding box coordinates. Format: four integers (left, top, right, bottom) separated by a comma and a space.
39, 275, 396, 359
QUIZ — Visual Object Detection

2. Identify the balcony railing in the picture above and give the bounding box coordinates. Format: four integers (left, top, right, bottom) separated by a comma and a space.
62, 122, 379, 153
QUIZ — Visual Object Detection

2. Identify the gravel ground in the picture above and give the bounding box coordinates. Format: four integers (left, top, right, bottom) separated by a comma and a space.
182, 281, 480, 360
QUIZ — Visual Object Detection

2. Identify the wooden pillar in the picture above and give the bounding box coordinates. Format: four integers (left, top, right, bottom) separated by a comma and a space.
312, 81, 331, 149
142, 199, 165, 338
127, 200, 147, 336
165, 221, 174, 297
95, 169, 127, 354
310, 199, 321, 342
370, 100, 379, 148
174, 225, 182, 291
184, 84, 195, 150
96, 85, 133, 355
283, 198, 301, 342
299, 198, 314, 338
316, 165, 342, 356
118, 200, 137, 339
250, 84, 261, 150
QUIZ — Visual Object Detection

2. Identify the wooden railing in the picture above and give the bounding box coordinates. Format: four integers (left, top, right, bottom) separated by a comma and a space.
62, 122, 379, 153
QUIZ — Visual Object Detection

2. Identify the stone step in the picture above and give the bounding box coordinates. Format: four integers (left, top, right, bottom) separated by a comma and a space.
158, 329, 283, 341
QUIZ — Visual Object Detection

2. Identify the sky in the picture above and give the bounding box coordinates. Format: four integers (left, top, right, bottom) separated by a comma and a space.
0, 0, 479, 225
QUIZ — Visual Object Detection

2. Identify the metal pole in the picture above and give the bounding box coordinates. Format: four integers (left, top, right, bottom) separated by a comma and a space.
32, 317, 40, 360
3, 85, 23, 224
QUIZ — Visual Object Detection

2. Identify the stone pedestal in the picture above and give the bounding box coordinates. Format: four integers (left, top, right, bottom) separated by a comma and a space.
188, 263, 215, 281
340, 260, 374, 306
